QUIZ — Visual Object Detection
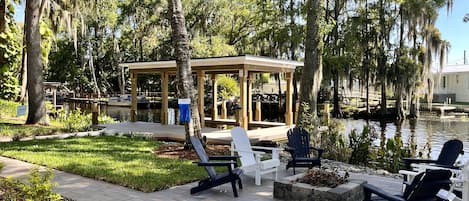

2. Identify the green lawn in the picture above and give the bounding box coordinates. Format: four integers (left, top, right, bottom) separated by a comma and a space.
0, 136, 210, 192
0, 118, 66, 136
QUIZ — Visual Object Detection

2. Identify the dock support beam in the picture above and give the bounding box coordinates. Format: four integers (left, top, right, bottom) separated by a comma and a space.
130, 72, 138, 122
161, 72, 169, 125
198, 71, 205, 127
211, 74, 218, 120
255, 101, 262, 121
248, 73, 253, 122
239, 69, 248, 129
285, 72, 293, 126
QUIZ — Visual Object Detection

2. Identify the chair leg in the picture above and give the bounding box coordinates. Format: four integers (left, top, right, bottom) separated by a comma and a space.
293, 166, 296, 175
274, 167, 278, 181
231, 181, 238, 197
238, 178, 243, 189
255, 169, 261, 186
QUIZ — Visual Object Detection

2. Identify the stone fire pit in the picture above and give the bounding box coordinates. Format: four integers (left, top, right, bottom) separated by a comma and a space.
274, 173, 366, 201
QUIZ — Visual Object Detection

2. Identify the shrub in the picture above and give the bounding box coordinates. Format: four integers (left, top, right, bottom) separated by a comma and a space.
377, 135, 413, 173
349, 125, 377, 165
98, 114, 118, 124
57, 108, 92, 132
0, 99, 21, 118
0, 167, 62, 201
319, 119, 351, 162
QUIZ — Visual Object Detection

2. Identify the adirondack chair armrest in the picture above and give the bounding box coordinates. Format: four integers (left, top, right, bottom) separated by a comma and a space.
403, 158, 437, 165
411, 163, 461, 171
251, 146, 282, 151
251, 146, 282, 159
231, 148, 266, 155
209, 155, 239, 161
196, 161, 238, 167
364, 183, 406, 201
310, 147, 324, 158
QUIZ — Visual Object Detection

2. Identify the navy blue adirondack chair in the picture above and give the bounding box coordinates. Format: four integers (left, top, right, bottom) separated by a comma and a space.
364, 169, 452, 201
285, 127, 324, 174
403, 139, 464, 170
190, 136, 243, 197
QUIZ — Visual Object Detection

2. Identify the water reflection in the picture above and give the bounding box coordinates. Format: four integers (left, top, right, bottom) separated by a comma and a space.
343, 119, 469, 163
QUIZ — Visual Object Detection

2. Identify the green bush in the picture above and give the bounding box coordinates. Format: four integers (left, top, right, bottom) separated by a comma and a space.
57, 108, 92, 132
0, 99, 21, 118
319, 119, 351, 162
0, 162, 4, 171
349, 125, 377, 165
0, 167, 62, 201
98, 114, 118, 124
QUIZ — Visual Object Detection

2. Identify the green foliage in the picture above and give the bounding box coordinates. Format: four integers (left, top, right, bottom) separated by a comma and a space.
349, 126, 377, 165
0, 99, 21, 118
56, 109, 92, 132
21, 168, 62, 201
253, 73, 270, 89
297, 102, 320, 144
98, 114, 118, 124
0, 168, 62, 201
319, 119, 351, 162
191, 36, 237, 58
0, 6, 22, 101
377, 135, 413, 173
0, 136, 213, 192
217, 75, 240, 99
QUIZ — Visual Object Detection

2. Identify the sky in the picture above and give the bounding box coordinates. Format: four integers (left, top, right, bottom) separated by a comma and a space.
13, 2, 468, 65
436, 1, 469, 65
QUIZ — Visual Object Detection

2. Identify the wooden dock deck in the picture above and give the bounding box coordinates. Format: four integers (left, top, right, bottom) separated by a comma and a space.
99, 121, 292, 144
204, 117, 286, 128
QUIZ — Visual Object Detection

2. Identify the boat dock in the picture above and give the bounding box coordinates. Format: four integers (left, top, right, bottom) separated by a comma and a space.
99, 121, 292, 144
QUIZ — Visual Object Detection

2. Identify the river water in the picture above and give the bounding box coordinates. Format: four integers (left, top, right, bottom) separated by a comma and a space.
101, 106, 469, 163
343, 119, 469, 163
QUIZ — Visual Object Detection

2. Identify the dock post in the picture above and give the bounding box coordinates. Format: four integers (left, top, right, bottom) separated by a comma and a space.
285, 72, 293, 126
211, 74, 218, 120
255, 101, 262, 121
197, 71, 205, 127
130, 72, 138, 122
161, 72, 169, 125
91, 101, 99, 125
239, 69, 248, 129
221, 100, 227, 119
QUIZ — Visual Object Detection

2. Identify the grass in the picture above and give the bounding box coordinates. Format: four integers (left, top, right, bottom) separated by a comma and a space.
0, 136, 211, 192
0, 118, 66, 136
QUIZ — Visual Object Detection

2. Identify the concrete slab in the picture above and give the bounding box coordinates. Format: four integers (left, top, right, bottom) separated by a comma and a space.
0, 156, 402, 201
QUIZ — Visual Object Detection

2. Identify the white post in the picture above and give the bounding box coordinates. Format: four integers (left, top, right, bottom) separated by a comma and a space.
463, 161, 469, 201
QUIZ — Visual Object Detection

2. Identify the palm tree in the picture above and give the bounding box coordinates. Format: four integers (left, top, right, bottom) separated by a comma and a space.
169, 0, 203, 145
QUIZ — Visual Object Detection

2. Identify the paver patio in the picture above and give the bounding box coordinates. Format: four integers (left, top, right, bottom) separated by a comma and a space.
0, 156, 402, 201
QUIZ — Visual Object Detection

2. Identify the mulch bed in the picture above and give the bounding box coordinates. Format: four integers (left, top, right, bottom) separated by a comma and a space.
153, 143, 231, 160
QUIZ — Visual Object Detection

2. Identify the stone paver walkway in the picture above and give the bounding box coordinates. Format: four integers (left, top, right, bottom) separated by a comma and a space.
0, 156, 402, 201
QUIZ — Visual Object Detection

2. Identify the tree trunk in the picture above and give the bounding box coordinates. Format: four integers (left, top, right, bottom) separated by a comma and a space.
25, 0, 46, 124
297, 0, 324, 123
169, 0, 202, 145
332, 72, 342, 118
0, 0, 5, 33
378, 0, 387, 117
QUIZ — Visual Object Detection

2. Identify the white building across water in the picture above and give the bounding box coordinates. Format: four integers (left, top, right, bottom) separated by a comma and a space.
434, 64, 469, 103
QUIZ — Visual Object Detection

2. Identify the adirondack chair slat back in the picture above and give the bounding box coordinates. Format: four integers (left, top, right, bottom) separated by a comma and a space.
287, 127, 311, 158
436, 139, 464, 166
190, 136, 217, 178
231, 127, 256, 166
403, 169, 452, 201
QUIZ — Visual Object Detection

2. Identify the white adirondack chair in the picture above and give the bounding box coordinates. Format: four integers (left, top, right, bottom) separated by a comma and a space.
230, 127, 281, 185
